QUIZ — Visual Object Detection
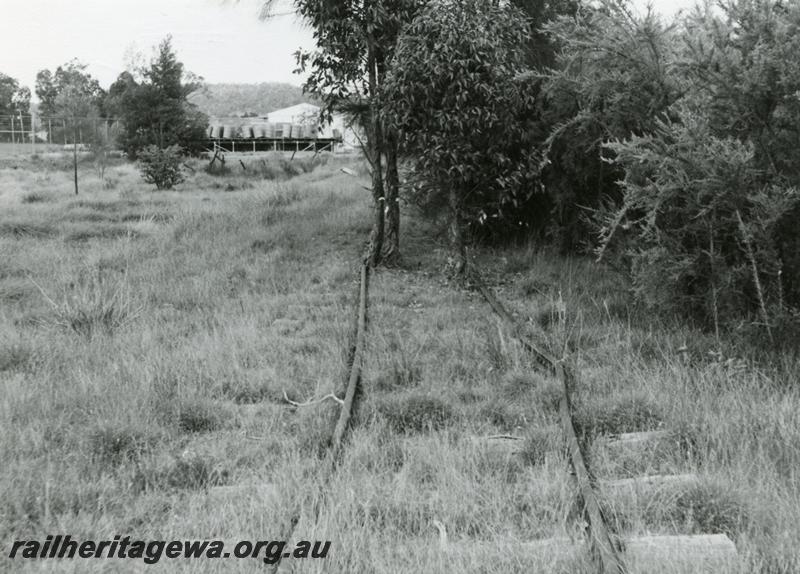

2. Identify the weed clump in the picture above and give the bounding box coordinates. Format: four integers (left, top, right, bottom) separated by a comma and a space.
518, 427, 561, 466
291, 402, 338, 458
88, 423, 159, 465
21, 192, 49, 204
485, 326, 512, 373
531, 377, 564, 412
502, 371, 542, 399
478, 397, 534, 430
573, 395, 663, 438
517, 276, 551, 298
650, 480, 748, 537
220, 378, 277, 405
0, 221, 56, 238
374, 357, 422, 392
251, 238, 274, 253
64, 224, 138, 242
165, 455, 224, 489
376, 394, 456, 434
134, 452, 228, 492
177, 399, 225, 433
0, 343, 32, 372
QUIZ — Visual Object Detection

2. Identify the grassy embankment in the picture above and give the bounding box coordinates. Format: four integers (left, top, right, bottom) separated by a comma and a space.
0, 151, 798, 572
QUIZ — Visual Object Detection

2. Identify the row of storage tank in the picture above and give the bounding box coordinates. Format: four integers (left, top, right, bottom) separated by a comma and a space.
207, 123, 323, 139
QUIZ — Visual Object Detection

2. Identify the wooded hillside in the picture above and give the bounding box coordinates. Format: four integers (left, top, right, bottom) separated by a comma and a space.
187, 82, 316, 118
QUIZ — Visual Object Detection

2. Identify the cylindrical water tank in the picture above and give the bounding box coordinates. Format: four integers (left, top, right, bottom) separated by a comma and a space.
240, 125, 253, 139
222, 125, 237, 139
253, 124, 267, 138
210, 125, 223, 139
281, 123, 293, 138
206, 125, 213, 137
292, 124, 304, 138
265, 123, 276, 138
307, 125, 318, 139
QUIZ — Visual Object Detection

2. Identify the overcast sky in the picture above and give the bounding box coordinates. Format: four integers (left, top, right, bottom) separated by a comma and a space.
1, 0, 696, 96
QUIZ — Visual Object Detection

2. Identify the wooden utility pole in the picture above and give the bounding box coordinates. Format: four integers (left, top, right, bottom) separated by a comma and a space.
73, 122, 79, 195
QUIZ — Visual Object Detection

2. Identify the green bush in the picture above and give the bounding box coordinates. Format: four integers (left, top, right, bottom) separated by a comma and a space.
598, 0, 800, 332
536, 1, 679, 251
138, 144, 185, 190
603, 111, 798, 329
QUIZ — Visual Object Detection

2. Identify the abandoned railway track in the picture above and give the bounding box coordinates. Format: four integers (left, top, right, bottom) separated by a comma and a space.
250, 253, 738, 573
469, 267, 740, 574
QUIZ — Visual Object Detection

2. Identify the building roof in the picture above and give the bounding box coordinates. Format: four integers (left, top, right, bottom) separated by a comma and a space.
266, 103, 321, 124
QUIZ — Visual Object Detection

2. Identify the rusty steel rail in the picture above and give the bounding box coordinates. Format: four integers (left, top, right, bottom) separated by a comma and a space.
328, 263, 369, 465
271, 264, 370, 574
470, 269, 626, 574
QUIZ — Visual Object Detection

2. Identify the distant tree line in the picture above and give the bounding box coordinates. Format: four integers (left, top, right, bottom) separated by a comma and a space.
0, 73, 32, 142
271, 0, 800, 338
0, 73, 31, 117
1, 37, 207, 191
0, 37, 207, 160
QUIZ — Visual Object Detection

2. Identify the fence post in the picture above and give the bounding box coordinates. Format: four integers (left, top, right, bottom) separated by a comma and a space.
10, 115, 15, 151
27, 113, 33, 154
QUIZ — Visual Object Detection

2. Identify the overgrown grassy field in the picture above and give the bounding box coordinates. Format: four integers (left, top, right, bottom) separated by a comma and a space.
1, 152, 798, 573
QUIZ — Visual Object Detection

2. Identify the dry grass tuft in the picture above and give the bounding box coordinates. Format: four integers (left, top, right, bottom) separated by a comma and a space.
30, 268, 142, 339
176, 398, 227, 434
573, 394, 663, 438
87, 422, 161, 465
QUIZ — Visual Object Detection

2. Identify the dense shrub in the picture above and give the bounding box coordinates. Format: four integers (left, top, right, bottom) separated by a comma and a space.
602, 108, 798, 330
535, 1, 679, 251
598, 0, 800, 333
138, 145, 185, 190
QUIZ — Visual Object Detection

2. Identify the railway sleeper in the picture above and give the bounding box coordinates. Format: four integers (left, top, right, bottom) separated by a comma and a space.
438, 533, 739, 573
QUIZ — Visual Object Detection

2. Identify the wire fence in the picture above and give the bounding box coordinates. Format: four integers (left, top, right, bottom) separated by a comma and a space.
0, 114, 119, 152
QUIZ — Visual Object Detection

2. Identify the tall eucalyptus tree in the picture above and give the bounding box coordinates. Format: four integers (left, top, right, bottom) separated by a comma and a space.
260, 0, 420, 265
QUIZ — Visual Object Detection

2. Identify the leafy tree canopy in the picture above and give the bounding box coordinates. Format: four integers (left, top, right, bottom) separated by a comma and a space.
108, 37, 207, 158
264, 0, 421, 265
35, 60, 105, 117
0, 73, 32, 117
383, 0, 540, 237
